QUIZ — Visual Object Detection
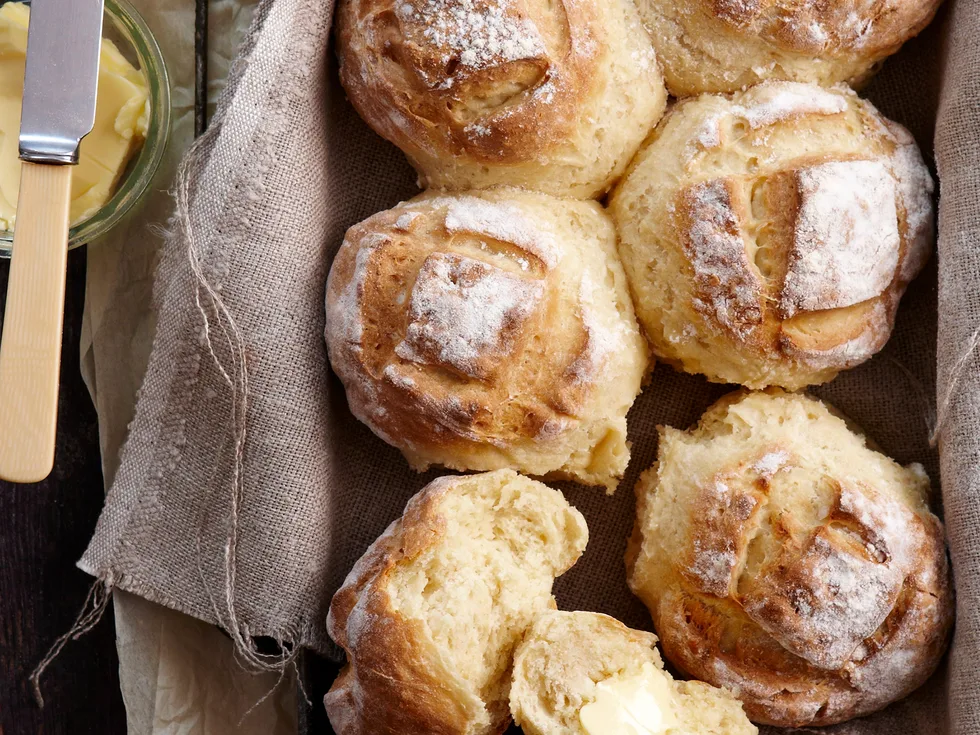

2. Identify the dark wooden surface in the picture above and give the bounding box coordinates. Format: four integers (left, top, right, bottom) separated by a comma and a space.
0, 248, 127, 734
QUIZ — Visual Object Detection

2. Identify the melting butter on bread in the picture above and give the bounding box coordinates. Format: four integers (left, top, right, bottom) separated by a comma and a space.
510, 610, 757, 735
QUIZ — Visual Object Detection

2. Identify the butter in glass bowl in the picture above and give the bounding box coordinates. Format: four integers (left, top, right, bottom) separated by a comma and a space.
0, 0, 169, 253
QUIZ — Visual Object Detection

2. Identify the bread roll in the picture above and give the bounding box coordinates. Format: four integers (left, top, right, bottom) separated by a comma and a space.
634, 0, 943, 95
326, 470, 588, 735
510, 610, 757, 735
610, 83, 933, 390
335, 0, 667, 198
626, 390, 953, 727
326, 188, 648, 492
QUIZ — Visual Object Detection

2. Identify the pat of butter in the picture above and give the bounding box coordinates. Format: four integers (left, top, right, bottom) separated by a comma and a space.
580, 663, 679, 735
0, 1, 149, 232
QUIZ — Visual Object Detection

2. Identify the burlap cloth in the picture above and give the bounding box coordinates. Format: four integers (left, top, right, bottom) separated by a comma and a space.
76, 0, 980, 730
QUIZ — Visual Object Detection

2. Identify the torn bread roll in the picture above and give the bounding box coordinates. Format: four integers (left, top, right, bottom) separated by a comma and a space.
335, 0, 667, 198
627, 390, 954, 727
325, 188, 648, 492
325, 470, 589, 735
634, 0, 943, 96
610, 82, 933, 390
510, 610, 757, 735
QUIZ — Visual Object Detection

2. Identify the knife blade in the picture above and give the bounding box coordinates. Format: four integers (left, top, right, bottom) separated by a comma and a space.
0, 0, 105, 483
20, 0, 105, 163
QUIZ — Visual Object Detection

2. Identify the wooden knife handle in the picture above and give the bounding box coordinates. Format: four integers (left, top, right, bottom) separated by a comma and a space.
0, 162, 72, 483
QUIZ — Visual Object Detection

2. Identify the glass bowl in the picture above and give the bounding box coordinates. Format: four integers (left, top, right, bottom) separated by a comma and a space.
0, 0, 171, 257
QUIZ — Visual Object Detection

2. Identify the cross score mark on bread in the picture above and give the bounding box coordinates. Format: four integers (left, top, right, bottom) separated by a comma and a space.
325, 189, 647, 491
627, 391, 954, 726
611, 82, 934, 389
680, 159, 902, 336
395, 252, 545, 380
336, 0, 667, 196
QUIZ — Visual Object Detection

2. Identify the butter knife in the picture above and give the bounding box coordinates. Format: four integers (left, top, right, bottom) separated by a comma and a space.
0, 0, 105, 483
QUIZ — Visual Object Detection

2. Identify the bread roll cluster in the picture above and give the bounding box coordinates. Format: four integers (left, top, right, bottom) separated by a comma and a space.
327, 472, 758, 735
325, 0, 951, 730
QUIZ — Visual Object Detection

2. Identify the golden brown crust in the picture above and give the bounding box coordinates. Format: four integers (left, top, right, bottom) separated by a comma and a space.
678, 178, 766, 343
325, 189, 647, 490
636, 0, 944, 95
674, 161, 902, 368
325, 479, 482, 735
335, 0, 666, 197
680, 453, 771, 598
627, 390, 954, 727
326, 471, 588, 735
611, 83, 934, 389
337, 0, 596, 164
707, 0, 939, 58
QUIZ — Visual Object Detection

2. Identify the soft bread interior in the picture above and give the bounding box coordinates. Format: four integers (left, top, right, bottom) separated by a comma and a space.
387, 471, 589, 731
510, 610, 757, 735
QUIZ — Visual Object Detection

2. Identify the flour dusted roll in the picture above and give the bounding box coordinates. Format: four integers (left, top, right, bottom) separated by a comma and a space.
510, 610, 757, 735
627, 390, 953, 727
336, 0, 667, 198
326, 470, 589, 735
610, 82, 933, 390
635, 0, 943, 95
326, 188, 647, 492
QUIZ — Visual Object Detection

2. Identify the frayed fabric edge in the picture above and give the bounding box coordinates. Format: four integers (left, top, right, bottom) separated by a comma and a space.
29, 577, 114, 708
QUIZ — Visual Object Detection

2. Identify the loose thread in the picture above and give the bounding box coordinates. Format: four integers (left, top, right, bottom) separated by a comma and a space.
237, 643, 312, 727
238, 655, 290, 727
28, 579, 112, 708
173, 144, 292, 678
932, 322, 980, 446
295, 653, 312, 707
887, 356, 938, 439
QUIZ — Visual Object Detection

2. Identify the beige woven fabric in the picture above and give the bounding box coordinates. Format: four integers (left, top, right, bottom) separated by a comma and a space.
934, 0, 980, 732
79, 0, 978, 729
